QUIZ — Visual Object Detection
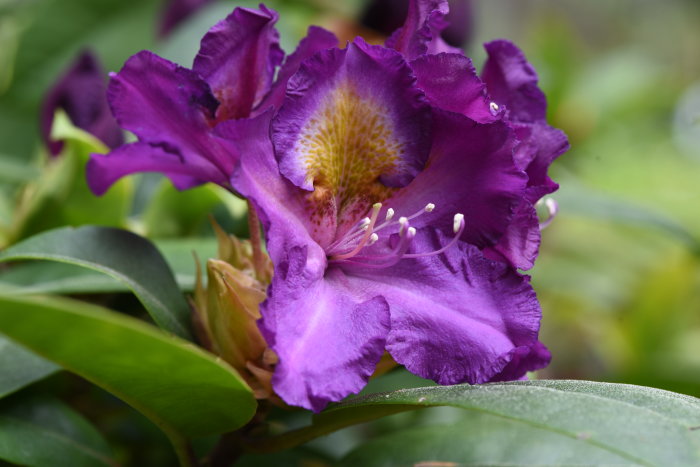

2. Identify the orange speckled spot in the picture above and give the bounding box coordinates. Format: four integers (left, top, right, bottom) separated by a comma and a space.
296, 83, 403, 224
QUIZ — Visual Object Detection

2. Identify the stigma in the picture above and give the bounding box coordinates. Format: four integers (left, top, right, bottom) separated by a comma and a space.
327, 202, 465, 268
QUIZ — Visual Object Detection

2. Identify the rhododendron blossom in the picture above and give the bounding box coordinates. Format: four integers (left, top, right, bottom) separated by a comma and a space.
87, 0, 566, 412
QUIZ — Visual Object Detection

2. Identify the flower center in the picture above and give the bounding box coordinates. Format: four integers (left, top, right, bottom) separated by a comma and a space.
298, 83, 406, 224
326, 202, 466, 268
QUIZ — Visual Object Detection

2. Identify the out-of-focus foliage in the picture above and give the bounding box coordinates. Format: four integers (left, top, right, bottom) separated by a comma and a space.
1, 0, 699, 464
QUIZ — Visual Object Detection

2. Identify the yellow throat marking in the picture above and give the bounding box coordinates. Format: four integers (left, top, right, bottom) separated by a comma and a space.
297, 83, 405, 216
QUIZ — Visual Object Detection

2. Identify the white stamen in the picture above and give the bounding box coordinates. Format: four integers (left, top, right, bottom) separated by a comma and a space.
398, 217, 409, 235
490, 101, 499, 113
328, 204, 464, 266
453, 213, 465, 233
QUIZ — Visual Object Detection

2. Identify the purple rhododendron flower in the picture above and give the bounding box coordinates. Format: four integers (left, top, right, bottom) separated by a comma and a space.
86, 5, 337, 195
89, 0, 566, 412
226, 0, 565, 411
41, 50, 124, 156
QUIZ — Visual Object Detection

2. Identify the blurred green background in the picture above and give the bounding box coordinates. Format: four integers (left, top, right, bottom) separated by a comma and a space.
1, 0, 700, 462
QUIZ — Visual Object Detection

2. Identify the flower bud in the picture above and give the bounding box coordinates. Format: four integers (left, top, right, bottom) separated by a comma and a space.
193, 225, 275, 399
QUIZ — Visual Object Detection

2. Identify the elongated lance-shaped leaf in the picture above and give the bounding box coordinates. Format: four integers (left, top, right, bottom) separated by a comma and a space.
247, 380, 700, 466
0, 225, 193, 339
0, 238, 218, 295
0, 294, 256, 440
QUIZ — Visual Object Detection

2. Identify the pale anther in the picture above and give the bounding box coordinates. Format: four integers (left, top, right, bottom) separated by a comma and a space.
385, 208, 395, 221
367, 233, 379, 246
453, 213, 465, 233
490, 101, 499, 113
425, 203, 435, 212
408, 227, 416, 237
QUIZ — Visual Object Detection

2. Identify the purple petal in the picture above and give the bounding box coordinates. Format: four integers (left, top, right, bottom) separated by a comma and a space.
107, 50, 237, 183
227, 113, 392, 411
411, 53, 495, 123
386, 0, 462, 59
481, 40, 547, 123
87, 142, 228, 195
272, 38, 431, 239
41, 50, 123, 156
351, 229, 543, 385
255, 26, 338, 113
260, 246, 390, 412
158, 0, 214, 39
386, 110, 526, 251
221, 111, 322, 261
518, 122, 569, 202
483, 200, 540, 270
193, 5, 284, 120
489, 340, 551, 382
482, 40, 569, 197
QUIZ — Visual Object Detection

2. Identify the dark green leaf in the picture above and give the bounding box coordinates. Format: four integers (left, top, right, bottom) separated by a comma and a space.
250, 381, 700, 466
0, 226, 193, 339
0, 294, 256, 439
0, 394, 114, 467
0, 238, 218, 295
340, 413, 631, 466
0, 335, 57, 399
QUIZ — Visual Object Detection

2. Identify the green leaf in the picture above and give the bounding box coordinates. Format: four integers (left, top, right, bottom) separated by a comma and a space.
0, 294, 256, 440
0, 237, 218, 295
249, 381, 700, 466
340, 414, 630, 466
0, 394, 114, 467
0, 226, 193, 339
0, 335, 57, 399
0, 262, 127, 295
